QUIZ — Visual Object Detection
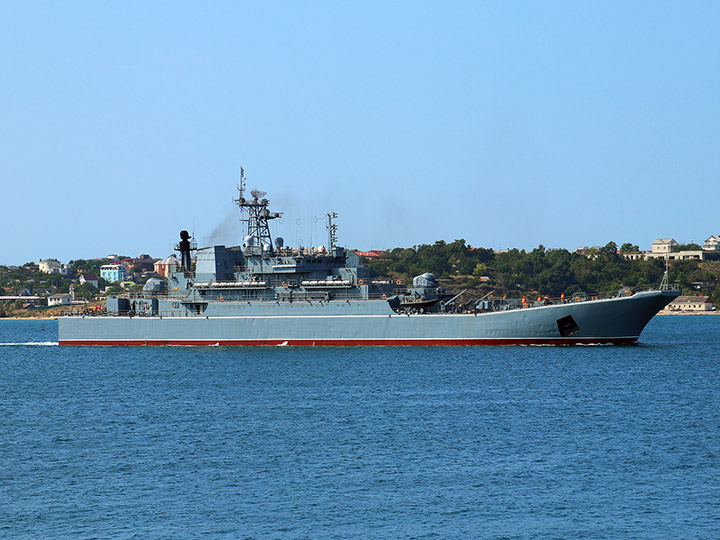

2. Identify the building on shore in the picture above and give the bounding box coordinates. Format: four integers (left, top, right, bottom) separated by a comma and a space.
154, 255, 180, 278
355, 250, 386, 259
129, 254, 158, 272
623, 238, 712, 262
662, 296, 714, 313
38, 259, 69, 275
48, 293, 72, 307
79, 273, 99, 288
100, 263, 127, 283
703, 235, 720, 251
652, 238, 678, 255
624, 250, 708, 262
0, 296, 41, 306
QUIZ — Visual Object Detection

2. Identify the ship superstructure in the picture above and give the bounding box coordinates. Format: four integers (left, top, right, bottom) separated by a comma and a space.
162, 177, 397, 314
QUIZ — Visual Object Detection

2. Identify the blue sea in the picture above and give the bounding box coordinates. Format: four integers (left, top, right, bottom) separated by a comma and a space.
1, 317, 718, 539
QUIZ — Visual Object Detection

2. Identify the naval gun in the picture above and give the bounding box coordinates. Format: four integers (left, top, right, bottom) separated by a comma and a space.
385, 272, 454, 313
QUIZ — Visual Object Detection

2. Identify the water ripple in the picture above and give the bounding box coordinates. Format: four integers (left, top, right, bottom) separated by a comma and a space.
0, 318, 718, 539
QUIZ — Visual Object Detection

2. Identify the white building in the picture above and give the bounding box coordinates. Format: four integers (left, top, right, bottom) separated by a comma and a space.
48, 293, 72, 306
703, 235, 720, 251
39, 259, 68, 275
0, 296, 41, 305
623, 237, 708, 262
651, 239, 679, 254
624, 250, 706, 262
663, 296, 714, 313
79, 273, 99, 288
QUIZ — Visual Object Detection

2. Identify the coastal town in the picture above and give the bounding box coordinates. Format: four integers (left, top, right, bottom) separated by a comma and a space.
1, 234, 718, 318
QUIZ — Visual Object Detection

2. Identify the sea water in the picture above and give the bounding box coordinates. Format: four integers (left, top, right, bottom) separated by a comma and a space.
1, 317, 718, 539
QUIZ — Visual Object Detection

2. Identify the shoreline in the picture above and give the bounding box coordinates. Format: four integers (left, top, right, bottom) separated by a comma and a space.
0, 317, 59, 321
657, 311, 719, 316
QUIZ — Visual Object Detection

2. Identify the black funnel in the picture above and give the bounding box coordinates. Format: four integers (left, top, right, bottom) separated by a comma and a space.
178, 230, 192, 272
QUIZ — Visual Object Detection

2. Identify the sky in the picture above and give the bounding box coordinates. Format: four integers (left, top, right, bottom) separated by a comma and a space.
1, 2, 718, 265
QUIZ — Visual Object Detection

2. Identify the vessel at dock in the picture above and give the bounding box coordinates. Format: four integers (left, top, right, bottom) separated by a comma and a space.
59, 176, 680, 346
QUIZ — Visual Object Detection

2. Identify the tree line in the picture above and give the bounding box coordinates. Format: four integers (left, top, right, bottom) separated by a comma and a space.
363, 240, 720, 303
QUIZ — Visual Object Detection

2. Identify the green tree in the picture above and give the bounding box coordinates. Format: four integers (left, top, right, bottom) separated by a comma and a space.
619, 242, 640, 253
74, 282, 99, 301
105, 284, 123, 295
472, 263, 487, 277
673, 243, 702, 252
598, 241, 619, 261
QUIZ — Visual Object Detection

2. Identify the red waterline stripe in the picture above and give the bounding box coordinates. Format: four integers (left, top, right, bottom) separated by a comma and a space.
59, 337, 638, 346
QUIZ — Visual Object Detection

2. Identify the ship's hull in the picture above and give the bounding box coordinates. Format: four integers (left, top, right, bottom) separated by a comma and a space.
58, 290, 678, 346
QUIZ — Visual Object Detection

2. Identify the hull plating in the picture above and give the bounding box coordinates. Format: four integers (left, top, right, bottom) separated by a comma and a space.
59, 290, 678, 346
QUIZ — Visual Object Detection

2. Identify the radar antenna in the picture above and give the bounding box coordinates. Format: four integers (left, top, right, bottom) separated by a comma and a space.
326, 212, 339, 250
233, 168, 282, 255
238, 166, 247, 201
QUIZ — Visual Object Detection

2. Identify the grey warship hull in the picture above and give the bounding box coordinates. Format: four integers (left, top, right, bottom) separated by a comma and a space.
59, 290, 678, 346
58, 181, 679, 346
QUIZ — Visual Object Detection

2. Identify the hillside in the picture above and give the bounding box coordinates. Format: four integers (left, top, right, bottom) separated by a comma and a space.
363, 240, 720, 304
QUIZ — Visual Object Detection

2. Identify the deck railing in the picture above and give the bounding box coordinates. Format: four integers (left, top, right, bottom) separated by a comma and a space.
474, 282, 681, 313
64, 281, 680, 318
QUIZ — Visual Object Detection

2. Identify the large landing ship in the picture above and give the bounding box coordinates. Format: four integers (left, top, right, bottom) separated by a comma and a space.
59, 177, 679, 346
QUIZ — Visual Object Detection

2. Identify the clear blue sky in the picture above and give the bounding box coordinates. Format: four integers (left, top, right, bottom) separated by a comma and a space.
2, 2, 718, 265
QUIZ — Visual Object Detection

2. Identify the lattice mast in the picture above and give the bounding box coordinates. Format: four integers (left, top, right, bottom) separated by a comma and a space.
326, 212, 338, 250
234, 168, 282, 254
